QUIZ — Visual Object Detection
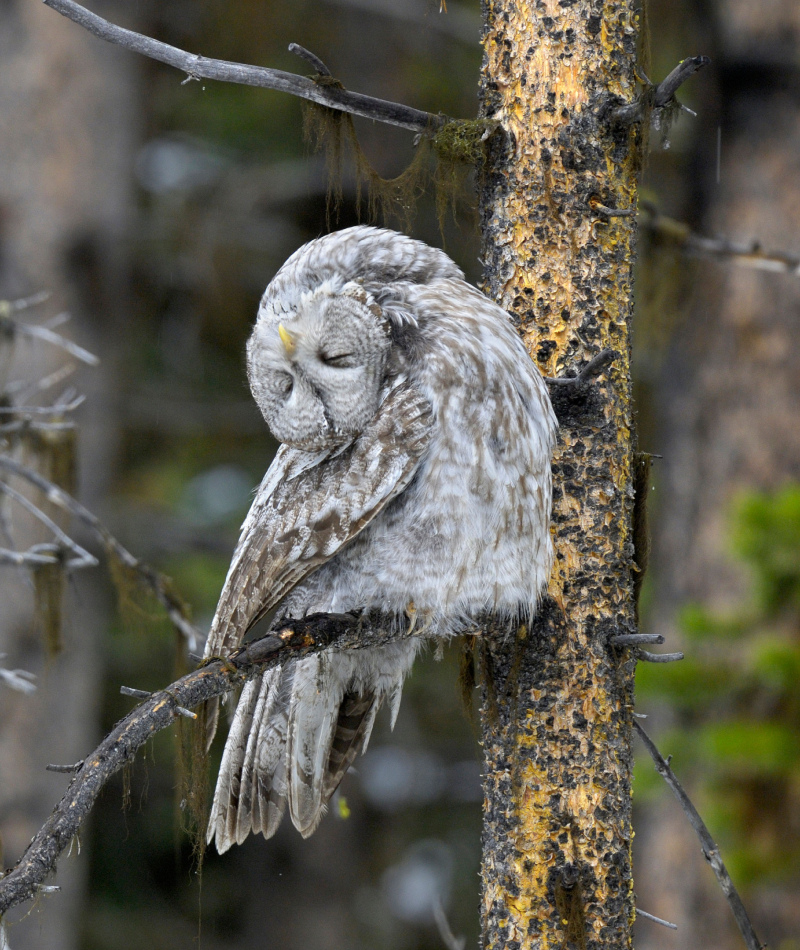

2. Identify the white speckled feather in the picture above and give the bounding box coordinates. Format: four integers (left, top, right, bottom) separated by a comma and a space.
205, 226, 557, 852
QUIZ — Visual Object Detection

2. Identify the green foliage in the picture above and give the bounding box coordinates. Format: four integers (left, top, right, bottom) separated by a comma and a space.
637, 484, 800, 883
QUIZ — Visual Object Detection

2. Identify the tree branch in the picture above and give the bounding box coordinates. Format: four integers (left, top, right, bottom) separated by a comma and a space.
43, 0, 446, 133
609, 55, 711, 126
0, 455, 201, 649
0, 611, 403, 916
633, 721, 765, 950
545, 348, 616, 427
641, 204, 800, 277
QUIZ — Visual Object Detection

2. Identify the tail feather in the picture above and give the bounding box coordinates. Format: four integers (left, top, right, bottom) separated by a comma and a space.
207, 675, 264, 852
207, 642, 419, 849
322, 692, 380, 801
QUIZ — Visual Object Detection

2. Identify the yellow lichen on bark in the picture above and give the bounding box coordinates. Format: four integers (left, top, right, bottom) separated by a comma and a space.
478, 2, 640, 948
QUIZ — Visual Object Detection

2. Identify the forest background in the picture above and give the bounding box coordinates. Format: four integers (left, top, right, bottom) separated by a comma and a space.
0, 0, 798, 949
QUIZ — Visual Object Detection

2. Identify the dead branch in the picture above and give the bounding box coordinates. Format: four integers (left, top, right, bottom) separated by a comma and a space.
0, 657, 37, 694
43, 0, 446, 134
641, 205, 800, 277
0, 611, 401, 916
633, 721, 765, 950
0, 455, 201, 649
609, 55, 711, 125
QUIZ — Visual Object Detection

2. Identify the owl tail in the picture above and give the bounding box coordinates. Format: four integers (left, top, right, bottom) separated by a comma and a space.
207, 641, 418, 852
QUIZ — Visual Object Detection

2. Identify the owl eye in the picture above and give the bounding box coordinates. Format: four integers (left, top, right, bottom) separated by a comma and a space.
319, 352, 357, 368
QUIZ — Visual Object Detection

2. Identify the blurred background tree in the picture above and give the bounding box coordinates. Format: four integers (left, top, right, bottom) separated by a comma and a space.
0, 0, 797, 949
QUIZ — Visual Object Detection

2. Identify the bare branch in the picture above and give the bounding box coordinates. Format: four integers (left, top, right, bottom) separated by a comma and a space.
0, 612, 401, 915
652, 57, 712, 108
0, 293, 51, 315
636, 649, 684, 663
633, 721, 765, 950
0, 455, 201, 648
641, 205, 800, 277
545, 349, 616, 427
635, 907, 678, 930
546, 348, 616, 388
0, 659, 37, 694
43, 0, 446, 133
0, 544, 61, 567
287, 43, 332, 77
609, 55, 711, 126
610, 633, 664, 646
9, 320, 99, 366
433, 900, 466, 950
0, 480, 97, 569
45, 762, 84, 774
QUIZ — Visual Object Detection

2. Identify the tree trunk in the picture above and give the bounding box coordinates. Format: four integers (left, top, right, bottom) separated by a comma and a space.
477, 3, 640, 948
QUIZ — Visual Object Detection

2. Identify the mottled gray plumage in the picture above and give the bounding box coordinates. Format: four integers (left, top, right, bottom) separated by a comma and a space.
204, 226, 557, 851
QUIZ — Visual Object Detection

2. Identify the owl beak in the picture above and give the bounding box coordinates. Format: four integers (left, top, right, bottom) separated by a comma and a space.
278, 323, 296, 356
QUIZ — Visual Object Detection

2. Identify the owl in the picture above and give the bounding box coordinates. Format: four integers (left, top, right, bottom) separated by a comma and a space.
203, 226, 557, 851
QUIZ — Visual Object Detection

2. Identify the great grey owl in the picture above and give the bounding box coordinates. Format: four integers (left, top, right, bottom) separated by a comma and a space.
203, 225, 557, 851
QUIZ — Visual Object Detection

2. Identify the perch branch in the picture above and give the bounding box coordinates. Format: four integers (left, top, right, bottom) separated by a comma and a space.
0, 612, 401, 916
633, 721, 765, 950
610, 55, 711, 125
43, 0, 446, 133
0, 455, 201, 649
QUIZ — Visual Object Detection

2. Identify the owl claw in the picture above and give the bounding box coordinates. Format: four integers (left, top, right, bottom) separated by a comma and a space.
405, 601, 418, 636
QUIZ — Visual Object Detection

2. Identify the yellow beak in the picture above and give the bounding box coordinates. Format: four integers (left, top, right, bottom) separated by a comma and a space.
278, 323, 296, 356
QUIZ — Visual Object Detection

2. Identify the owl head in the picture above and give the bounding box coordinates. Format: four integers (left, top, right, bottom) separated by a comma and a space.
247, 278, 393, 451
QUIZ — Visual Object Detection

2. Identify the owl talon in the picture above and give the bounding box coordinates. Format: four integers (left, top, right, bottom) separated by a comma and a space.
405, 601, 418, 636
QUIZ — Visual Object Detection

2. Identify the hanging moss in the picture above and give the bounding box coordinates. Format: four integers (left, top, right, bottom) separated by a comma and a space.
26, 427, 77, 498
33, 559, 66, 656
302, 97, 494, 233
176, 700, 211, 872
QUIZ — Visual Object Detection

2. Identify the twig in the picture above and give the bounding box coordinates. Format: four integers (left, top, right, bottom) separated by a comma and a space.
0, 398, 84, 415
433, 899, 466, 950
635, 907, 678, 930
610, 55, 711, 125
637, 649, 684, 663
45, 761, 84, 774
287, 43, 331, 77
545, 349, 616, 427
0, 293, 50, 316
545, 348, 616, 388
633, 721, 765, 950
0, 611, 400, 915
0, 659, 37, 694
641, 204, 800, 277
43, 0, 446, 134
0, 455, 201, 648
4, 320, 99, 367
610, 633, 664, 646
0, 480, 97, 569
0, 544, 61, 566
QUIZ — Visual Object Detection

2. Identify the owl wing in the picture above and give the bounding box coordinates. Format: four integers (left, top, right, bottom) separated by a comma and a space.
203, 383, 433, 662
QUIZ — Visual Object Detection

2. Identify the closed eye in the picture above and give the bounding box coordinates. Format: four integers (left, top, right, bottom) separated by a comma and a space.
319, 352, 357, 368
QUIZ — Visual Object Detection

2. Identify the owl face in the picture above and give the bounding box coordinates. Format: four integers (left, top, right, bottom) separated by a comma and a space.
247, 281, 393, 451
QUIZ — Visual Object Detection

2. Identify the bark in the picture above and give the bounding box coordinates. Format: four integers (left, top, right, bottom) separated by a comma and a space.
477, 2, 640, 948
